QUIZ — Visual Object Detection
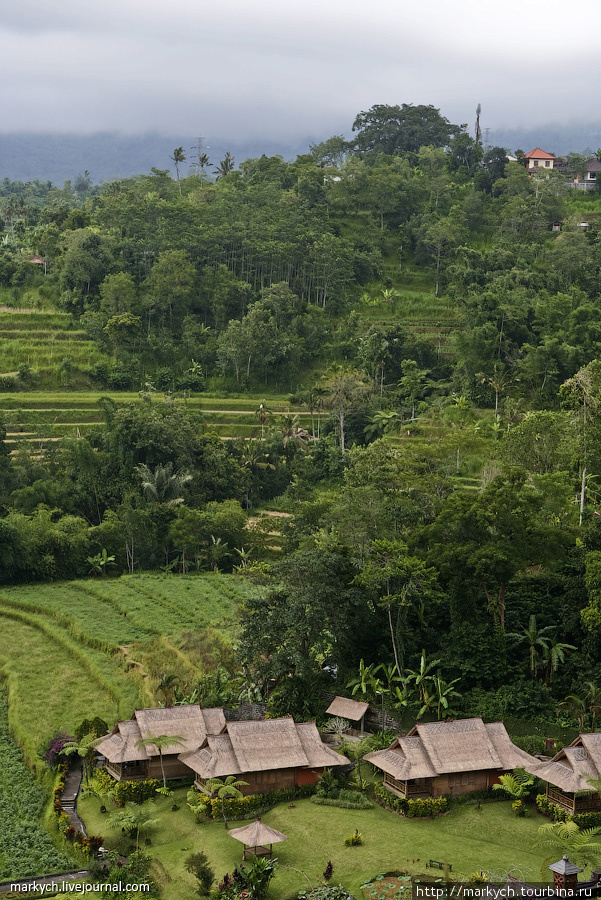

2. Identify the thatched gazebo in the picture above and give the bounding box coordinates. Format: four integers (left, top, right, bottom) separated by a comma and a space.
326, 697, 369, 734
228, 817, 287, 860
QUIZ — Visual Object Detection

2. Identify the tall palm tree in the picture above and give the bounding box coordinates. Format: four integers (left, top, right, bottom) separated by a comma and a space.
136, 462, 193, 506
206, 775, 249, 828
508, 615, 556, 679
135, 733, 186, 789
171, 147, 186, 193
214, 153, 235, 179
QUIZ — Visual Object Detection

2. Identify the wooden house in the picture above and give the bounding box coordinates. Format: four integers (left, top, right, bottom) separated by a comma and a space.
365, 717, 540, 799
95, 705, 226, 781
326, 696, 369, 733
528, 734, 601, 814
180, 717, 349, 794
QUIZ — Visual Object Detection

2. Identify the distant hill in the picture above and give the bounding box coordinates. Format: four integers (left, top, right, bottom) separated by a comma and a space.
0, 132, 313, 185
485, 123, 601, 157
0, 123, 600, 184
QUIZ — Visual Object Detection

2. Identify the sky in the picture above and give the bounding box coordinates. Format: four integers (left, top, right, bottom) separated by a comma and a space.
2, 0, 600, 142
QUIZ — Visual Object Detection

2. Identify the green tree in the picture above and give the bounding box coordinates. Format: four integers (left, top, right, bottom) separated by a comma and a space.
538, 820, 601, 872
352, 103, 458, 155
205, 775, 248, 829
110, 801, 159, 851
171, 147, 186, 193
135, 734, 186, 789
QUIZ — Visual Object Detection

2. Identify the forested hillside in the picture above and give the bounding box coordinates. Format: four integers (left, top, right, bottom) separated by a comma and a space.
1, 104, 601, 730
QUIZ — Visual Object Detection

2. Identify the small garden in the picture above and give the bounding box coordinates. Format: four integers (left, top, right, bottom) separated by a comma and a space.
77, 786, 551, 900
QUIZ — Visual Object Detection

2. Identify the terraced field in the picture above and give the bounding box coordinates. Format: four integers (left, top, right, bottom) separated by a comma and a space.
0, 391, 319, 445
357, 289, 462, 356
0, 308, 110, 384
0, 573, 259, 769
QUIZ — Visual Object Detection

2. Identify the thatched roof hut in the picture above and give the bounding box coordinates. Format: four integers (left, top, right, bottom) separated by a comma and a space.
366, 718, 540, 800
229, 818, 287, 858
326, 697, 369, 730
527, 734, 601, 811
96, 705, 226, 765
181, 718, 348, 780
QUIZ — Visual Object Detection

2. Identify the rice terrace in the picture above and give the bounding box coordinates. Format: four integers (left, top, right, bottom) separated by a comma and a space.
1, 78, 601, 900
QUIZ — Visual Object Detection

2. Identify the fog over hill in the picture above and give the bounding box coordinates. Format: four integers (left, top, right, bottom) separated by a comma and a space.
1, 123, 600, 185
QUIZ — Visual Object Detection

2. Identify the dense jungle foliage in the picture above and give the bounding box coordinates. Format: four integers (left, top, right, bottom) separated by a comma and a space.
1, 104, 601, 729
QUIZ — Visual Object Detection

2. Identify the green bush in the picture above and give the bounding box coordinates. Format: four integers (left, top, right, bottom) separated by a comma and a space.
111, 778, 161, 806
312, 795, 373, 810
344, 830, 363, 846
374, 784, 449, 817
536, 793, 601, 827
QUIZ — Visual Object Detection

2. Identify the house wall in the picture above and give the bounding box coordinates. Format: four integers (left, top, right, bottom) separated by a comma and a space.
526, 158, 554, 169
431, 769, 490, 797
147, 754, 193, 782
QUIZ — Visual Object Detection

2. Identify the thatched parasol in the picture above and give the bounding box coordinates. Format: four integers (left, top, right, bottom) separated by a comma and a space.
228, 817, 287, 860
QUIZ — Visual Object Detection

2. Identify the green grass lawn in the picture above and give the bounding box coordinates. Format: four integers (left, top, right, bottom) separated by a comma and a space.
0, 573, 258, 766
78, 791, 550, 900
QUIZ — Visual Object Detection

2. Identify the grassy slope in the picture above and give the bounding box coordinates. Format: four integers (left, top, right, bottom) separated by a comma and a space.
78, 791, 550, 900
0, 573, 256, 764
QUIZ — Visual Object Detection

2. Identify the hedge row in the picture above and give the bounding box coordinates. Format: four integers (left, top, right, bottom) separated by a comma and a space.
311, 795, 373, 810
374, 785, 449, 817
198, 783, 317, 821
536, 794, 601, 828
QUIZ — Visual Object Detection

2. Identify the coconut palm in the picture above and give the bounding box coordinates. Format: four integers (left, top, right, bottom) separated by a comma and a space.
135, 733, 186, 789
136, 462, 193, 506
171, 147, 186, 193
214, 153, 235, 179
206, 775, 249, 828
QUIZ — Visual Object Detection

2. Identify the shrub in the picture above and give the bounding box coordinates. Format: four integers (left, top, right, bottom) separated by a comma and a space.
323, 861, 334, 882
374, 784, 449, 817
535, 794, 601, 828
312, 796, 373, 810
512, 799, 526, 817
44, 731, 75, 768
111, 778, 161, 806
344, 830, 363, 846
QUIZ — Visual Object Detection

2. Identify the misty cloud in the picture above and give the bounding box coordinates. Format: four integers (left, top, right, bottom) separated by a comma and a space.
1, 0, 600, 140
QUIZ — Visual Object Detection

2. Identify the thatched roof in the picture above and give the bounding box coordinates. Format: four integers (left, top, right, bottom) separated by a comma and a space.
365, 718, 540, 781
228, 818, 287, 848
527, 734, 601, 794
96, 705, 226, 764
326, 697, 369, 722
180, 718, 349, 778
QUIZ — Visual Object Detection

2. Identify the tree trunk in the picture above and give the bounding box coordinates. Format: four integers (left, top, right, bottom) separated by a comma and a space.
580, 466, 587, 525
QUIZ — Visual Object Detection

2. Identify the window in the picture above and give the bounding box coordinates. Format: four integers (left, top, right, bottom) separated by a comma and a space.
533, 161, 539, 167
545, 161, 550, 167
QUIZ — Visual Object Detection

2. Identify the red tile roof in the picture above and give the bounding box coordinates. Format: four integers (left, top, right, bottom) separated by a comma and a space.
523, 147, 556, 160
